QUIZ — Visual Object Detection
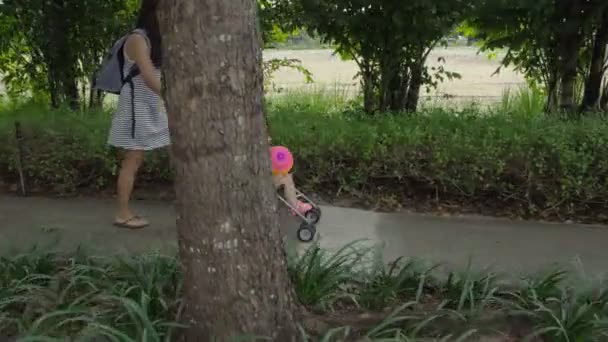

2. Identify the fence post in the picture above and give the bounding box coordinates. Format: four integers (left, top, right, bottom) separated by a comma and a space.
14, 121, 27, 196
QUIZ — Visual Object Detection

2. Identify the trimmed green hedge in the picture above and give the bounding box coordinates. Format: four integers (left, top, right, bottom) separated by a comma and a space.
1, 100, 608, 222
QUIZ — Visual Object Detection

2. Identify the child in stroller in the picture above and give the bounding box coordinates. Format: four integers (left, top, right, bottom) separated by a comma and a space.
271, 146, 322, 242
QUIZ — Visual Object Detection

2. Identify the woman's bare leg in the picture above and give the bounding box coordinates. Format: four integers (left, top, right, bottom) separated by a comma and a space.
115, 150, 148, 227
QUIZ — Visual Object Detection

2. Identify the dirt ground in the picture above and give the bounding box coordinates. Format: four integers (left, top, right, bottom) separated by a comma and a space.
264, 47, 525, 104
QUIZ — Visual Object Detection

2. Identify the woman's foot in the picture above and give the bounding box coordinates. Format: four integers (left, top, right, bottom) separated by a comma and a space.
292, 201, 313, 216
114, 215, 149, 229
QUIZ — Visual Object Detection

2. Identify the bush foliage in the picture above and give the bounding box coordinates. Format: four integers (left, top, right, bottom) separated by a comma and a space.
1, 95, 608, 222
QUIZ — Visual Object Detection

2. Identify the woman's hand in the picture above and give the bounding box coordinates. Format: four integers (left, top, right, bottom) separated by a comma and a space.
125, 34, 161, 95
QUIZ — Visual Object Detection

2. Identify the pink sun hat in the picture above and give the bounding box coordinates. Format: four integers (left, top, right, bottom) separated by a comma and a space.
270, 146, 294, 175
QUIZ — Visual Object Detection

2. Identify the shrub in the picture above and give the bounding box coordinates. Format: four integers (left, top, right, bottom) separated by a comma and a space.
2, 245, 607, 341
269, 95, 608, 222
0, 101, 173, 193
1, 95, 608, 222
0, 248, 183, 340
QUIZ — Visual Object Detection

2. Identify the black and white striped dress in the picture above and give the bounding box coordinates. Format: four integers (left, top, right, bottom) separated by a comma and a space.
108, 31, 170, 151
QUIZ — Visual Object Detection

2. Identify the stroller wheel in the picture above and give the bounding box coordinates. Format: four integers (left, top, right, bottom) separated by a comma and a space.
297, 224, 316, 243
305, 208, 322, 224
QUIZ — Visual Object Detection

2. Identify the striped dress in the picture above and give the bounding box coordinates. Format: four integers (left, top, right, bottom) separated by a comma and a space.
108, 30, 170, 151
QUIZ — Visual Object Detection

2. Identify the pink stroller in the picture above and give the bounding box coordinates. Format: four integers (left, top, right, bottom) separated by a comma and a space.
271, 146, 322, 242
277, 188, 322, 242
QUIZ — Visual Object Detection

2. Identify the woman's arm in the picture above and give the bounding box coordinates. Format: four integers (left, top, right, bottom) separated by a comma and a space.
124, 34, 161, 95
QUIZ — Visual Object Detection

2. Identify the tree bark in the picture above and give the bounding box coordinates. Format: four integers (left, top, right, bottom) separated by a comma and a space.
361, 64, 376, 114
556, 0, 584, 113
388, 71, 408, 112
379, 53, 393, 112
557, 48, 580, 113
89, 74, 105, 110
545, 70, 560, 113
65, 75, 80, 111
358, 50, 377, 114
602, 81, 608, 110
47, 70, 60, 109
405, 63, 423, 113
580, 7, 608, 112
43, 0, 80, 110
385, 51, 409, 112
158, 0, 301, 340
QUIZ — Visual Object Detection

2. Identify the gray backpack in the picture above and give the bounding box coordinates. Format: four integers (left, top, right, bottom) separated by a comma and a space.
93, 29, 147, 94
94, 29, 148, 138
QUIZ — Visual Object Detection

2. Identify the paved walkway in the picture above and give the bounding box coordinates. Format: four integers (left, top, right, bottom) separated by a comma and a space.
1, 195, 608, 278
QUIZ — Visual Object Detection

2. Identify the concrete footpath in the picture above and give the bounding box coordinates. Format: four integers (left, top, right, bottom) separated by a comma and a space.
1, 195, 608, 278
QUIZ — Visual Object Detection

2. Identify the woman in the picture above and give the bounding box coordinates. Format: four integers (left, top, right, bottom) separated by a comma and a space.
108, 0, 169, 229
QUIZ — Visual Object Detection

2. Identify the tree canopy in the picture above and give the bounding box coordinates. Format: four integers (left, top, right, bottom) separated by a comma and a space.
0, 0, 606, 114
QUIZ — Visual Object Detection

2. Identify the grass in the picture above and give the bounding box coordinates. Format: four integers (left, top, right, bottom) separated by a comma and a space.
0, 247, 183, 341
1, 242, 608, 341
498, 86, 546, 118
288, 240, 370, 309
265, 84, 357, 116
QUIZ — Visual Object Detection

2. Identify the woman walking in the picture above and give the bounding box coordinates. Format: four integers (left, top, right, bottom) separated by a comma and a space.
108, 0, 169, 229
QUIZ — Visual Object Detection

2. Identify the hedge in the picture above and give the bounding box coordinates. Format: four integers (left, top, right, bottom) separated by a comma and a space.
1, 99, 608, 222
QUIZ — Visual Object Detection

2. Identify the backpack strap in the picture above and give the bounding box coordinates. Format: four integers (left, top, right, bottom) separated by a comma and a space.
122, 28, 153, 139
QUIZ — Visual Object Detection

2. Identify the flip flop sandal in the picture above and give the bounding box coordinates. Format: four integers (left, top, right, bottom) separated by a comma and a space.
114, 216, 149, 229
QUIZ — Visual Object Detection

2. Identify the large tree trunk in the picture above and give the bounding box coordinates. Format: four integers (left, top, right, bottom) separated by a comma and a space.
158, 0, 301, 340
405, 63, 423, 112
379, 53, 393, 112
557, 50, 580, 114
64, 75, 80, 111
43, 0, 80, 110
89, 73, 105, 110
388, 71, 408, 112
47, 70, 60, 109
545, 70, 560, 112
580, 7, 608, 112
556, 0, 584, 113
386, 52, 410, 112
379, 41, 404, 112
361, 65, 376, 114
602, 81, 608, 110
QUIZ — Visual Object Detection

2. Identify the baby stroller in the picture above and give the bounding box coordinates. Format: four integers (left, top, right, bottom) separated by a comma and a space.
277, 189, 322, 242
